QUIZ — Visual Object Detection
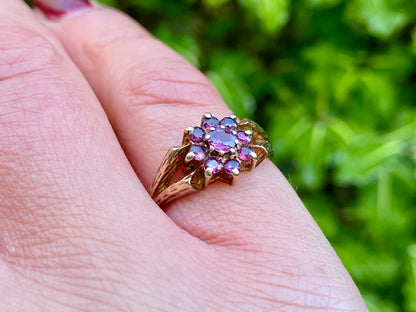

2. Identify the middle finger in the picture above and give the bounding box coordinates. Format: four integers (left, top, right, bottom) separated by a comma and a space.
0, 0, 197, 309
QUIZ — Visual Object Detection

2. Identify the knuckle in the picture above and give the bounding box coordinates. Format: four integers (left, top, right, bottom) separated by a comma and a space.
0, 25, 90, 139
0, 24, 70, 127
0, 25, 64, 82
120, 51, 221, 111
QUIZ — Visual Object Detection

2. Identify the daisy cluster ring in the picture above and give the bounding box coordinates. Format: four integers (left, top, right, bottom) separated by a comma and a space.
150, 112, 273, 206
184, 113, 258, 179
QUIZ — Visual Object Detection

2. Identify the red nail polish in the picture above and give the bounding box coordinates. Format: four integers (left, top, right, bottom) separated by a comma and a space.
34, 0, 92, 19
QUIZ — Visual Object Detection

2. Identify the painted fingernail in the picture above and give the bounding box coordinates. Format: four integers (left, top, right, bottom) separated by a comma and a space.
33, 0, 92, 19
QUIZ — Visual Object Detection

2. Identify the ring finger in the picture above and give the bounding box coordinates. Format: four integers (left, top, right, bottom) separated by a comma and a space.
36, 2, 366, 309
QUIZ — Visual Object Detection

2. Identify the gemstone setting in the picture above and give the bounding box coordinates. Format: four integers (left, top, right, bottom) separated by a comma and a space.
184, 113, 261, 179
238, 147, 254, 161
224, 159, 240, 175
189, 127, 206, 143
220, 117, 237, 131
207, 128, 237, 153
204, 157, 223, 174
203, 116, 220, 131
190, 145, 208, 161
237, 130, 252, 146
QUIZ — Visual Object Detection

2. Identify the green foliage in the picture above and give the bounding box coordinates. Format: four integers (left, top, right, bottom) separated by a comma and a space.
238, 0, 290, 34
107, 0, 416, 310
347, 0, 410, 39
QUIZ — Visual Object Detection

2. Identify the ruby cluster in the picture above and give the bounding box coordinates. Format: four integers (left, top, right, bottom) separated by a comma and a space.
185, 113, 257, 177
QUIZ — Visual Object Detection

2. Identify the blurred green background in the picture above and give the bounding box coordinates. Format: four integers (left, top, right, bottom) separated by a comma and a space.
94, 0, 416, 310
99, 0, 414, 310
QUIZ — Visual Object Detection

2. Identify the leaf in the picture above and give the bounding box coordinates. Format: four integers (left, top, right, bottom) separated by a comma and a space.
363, 294, 400, 312
412, 26, 416, 54
206, 69, 256, 117
96, 0, 117, 5
348, 0, 409, 39
203, 0, 230, 6
404, 245, 416, 311
309, 122, 327, 163
153, 24, 201, 67
306, 0, 342, 8
238, 0, 291, 34
335, 240, 401, 286
376, 170, 391, 220
328, 116, 355, 145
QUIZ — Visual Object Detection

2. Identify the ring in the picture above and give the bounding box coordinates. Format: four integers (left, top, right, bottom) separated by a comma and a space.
149, 113, 273, 206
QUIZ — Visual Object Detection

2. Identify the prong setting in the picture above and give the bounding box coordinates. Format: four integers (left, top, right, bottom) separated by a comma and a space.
186, 152, 195, 161
184, 113, 270, 183
151, 112, 273, 206
205, 167, 213, 176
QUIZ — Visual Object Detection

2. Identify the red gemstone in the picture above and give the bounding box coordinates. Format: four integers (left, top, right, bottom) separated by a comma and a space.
204, 157, 223, 174
238, 147, 253, 161
203, 117, 220, 131
190, 145, 208, 161
237, 130, 252, 146
189, 127, 206, 143
224, 159, 240, 175
207, 128, 237, 153
221, 117, 237, 131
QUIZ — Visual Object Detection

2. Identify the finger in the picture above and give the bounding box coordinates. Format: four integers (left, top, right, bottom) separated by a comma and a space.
40, 3, 327, 245
38, 4, 367, 309
0, 1, 204, 310
37, 4, 231, 189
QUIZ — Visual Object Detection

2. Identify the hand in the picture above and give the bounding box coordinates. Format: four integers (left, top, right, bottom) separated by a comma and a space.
0, 0, 367, 311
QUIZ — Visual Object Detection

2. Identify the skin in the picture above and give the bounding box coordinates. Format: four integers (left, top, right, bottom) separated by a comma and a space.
0, 0, 368, 311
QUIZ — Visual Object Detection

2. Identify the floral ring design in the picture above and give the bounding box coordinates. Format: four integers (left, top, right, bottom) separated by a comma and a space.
149, 113, 273, 206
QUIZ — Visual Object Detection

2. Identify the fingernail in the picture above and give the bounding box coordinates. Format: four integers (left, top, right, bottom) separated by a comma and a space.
33, 0, 92, 19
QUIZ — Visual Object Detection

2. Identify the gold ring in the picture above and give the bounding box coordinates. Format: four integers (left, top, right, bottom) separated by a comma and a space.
149, 113, 273, 206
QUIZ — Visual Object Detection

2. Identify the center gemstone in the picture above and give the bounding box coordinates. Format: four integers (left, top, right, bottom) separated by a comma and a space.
207, 128, 237, 153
